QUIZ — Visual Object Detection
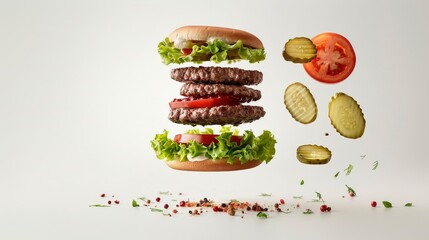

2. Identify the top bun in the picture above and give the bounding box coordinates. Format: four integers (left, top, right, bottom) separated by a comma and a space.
168, 25, 264, 49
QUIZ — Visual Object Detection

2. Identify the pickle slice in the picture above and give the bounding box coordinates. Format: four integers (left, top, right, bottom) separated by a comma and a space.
284, 82, 317, 124
282, 37, 317, 63
329, 92, 366, 139
297, 144, 332, 164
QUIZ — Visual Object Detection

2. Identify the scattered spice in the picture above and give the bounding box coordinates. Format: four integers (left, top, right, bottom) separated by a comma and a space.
108, 200, 112, 205
280, 199, 285, 204
114, 200, 120, 204
371, 201, 377, 207
259, 193, 272, 197
164, 204, 169, 209
300, 179, 304, 185
404, 203, 413, 207
100, 193, 106, 198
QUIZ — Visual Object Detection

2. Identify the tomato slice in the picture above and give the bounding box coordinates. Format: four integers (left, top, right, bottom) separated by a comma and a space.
169, 96, 240, 109
303, 33, 356, 84
174, 133, 242, 146
181, 48, 193, 55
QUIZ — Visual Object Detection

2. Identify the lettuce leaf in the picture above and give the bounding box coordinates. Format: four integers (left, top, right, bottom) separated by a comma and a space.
150, 129, 276, 164
157, 38, 266, 65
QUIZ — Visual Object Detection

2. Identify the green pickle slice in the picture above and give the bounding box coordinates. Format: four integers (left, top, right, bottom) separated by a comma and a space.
329, 92, 366, 139
284, 82, 317, 124
282, 37, 317, 63
297, 144, 332, 164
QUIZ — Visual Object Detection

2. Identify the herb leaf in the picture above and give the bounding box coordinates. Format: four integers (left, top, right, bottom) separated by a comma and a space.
344, 164, 354, 176
132, 200, 140, 207
334, 171, 340, 178
404, 203, 413, 207
138, 197, 148, 201
382, 201, 392, 208
315, 192, 324, 203
300, 180, 304, 185
303, 209, 314, 214
150, 208, 164, 212
293, 196, 303, 199
256, 211, 268, 218
89, 204, 110, 207
159, 191, 170, 195
345, 185, 356, 196
259, 193, 272, 197
372, 161, 379, 170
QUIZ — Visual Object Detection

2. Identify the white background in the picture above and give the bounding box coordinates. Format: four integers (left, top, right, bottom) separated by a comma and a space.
1, 0, 429, 239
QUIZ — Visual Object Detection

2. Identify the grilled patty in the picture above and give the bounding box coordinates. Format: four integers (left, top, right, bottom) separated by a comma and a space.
168, 105, 265, 126
180, 83, 261, 103
171, 66, 263, 85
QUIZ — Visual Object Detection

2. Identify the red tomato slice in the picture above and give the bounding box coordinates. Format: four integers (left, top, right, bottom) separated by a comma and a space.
174, 134, 242, 146
169, 96, 240, 109
303, 33, 356, 84
181, 48, 193, 55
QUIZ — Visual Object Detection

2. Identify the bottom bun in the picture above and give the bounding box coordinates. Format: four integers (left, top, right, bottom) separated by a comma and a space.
166, 159, 263, 172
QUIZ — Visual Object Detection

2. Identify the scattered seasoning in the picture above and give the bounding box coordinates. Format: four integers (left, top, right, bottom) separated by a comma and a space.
326, 207, 331, 212
159, 191, 171, 195
325, 133, 329, 136
164, 204, 169, 209
172, 209, 178, 214
300, 180, 305, 185
334, 171, 340, 178
100, 193, 106, 198
293, 196, 303, 199
155, 197, 161, 202
372, 161, 379, 170
108, 200, 112, 205
345, 185, 356, 197
382, 201, 392, 208
256, 212, 268, 218
89, 204, 110, 207
371, 201, 377, 207
179, 201, 186, 207
114, 200, 120, 204
320, 204, 328, 212
404, 203, 413, 207
227, 206, 236, 216
360, 154, 366, 160
132, 200, 140, 207
344, 164, 354, 176
259, 193, 272, 197
280, 199, 285, 204
303, 209, 314, 214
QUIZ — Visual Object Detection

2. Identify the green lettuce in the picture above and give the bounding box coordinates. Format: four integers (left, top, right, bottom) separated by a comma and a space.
150, 128, 276, 164
157, 38, 266, 65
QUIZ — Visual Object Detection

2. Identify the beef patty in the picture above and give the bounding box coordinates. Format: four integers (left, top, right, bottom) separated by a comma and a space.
171, 66, 263, 85
180, 82, 261, 103
168, 105, 265, 126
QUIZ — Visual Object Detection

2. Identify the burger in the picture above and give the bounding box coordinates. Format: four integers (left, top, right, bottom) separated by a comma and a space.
151, 26, 276, 171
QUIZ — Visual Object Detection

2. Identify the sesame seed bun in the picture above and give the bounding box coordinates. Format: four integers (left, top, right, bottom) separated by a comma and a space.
168, 25, 264, 49
166, 159, 262, 171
